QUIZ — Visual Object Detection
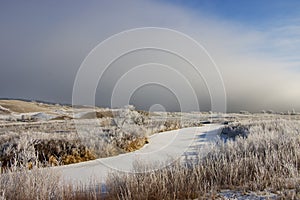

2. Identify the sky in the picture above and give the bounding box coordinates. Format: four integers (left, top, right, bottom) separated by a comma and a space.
0, 0, 300, 113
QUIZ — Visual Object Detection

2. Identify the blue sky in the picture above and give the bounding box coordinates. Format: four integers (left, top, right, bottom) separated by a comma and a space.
165, 0, 299, 27
0, 0, 299, 112
163, 0, 300, 66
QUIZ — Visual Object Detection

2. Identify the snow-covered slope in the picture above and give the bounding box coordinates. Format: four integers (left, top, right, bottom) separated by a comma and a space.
56, 124, 223, 186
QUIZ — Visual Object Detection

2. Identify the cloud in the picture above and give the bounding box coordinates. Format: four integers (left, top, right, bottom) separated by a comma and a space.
0, 0, 299, 112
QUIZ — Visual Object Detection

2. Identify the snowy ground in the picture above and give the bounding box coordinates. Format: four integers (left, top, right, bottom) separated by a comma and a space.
56, 124, 223, 186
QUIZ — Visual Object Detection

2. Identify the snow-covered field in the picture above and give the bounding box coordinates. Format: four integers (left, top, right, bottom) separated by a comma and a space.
1, 100, 300, 199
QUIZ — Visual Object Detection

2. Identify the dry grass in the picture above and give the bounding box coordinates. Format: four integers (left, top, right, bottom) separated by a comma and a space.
124, 137, 149, 152
62, 149, 96, 165
0, 134, 97, 170
79, 111, 113, 119
0, 100, 51, 113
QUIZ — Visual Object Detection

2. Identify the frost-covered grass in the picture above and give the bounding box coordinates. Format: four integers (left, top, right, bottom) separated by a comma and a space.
105, 119, 300, 199
0, 162, 107, 200
0, 118, 300, 199
0, 164, 60, 200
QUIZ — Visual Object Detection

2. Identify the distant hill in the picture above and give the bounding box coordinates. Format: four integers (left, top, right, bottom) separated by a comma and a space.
0, 99, 68, 113
0, 97, 71, 106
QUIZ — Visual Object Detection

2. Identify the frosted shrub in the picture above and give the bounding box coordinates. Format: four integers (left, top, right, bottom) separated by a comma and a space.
114, 106, 145, 127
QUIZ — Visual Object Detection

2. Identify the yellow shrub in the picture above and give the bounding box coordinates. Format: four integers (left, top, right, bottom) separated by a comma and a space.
124, 137, 149, 152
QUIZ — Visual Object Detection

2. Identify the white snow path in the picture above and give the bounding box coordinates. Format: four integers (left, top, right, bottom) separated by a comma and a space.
55, 124, 223, 186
